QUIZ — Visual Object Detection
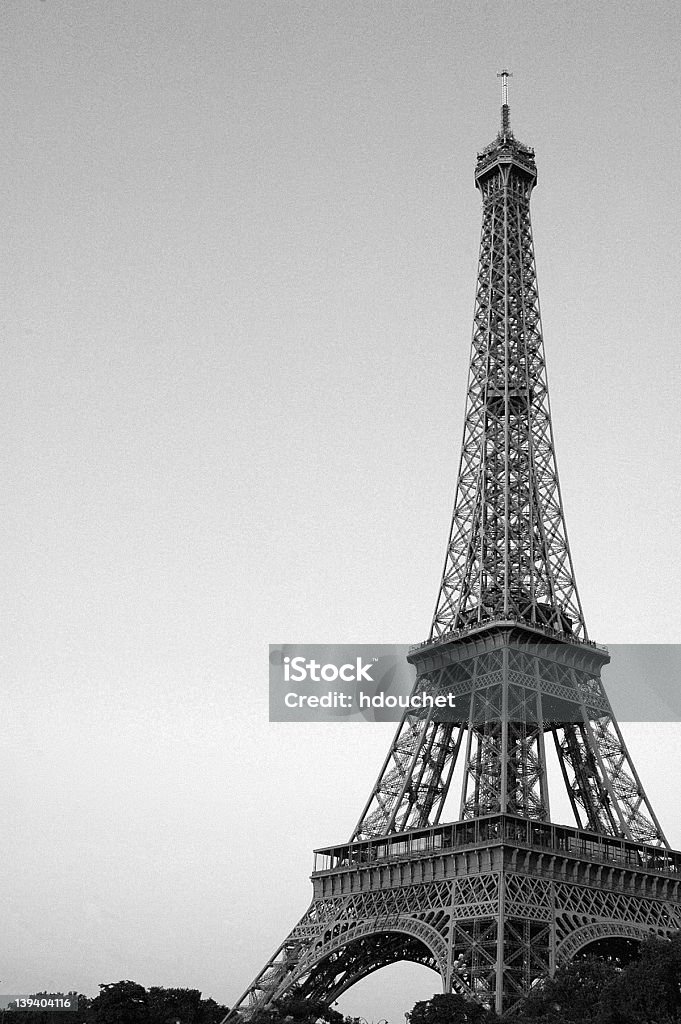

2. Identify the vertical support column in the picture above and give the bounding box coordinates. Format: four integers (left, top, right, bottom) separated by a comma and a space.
459, 669, 478, 818
500, 644, 509, 812
495, 869, 506, 1014
502, 165, 511, 616
535, 656, 551, 820
549, 879, 557, 977
444, 908, 456, 993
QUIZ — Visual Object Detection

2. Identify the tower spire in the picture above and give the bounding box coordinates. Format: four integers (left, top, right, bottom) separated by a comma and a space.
430, 96, 584, 641
493, 68, 509, 136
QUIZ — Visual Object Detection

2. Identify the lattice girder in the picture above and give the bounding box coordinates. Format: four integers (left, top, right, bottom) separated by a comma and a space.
431, 125, 586, 642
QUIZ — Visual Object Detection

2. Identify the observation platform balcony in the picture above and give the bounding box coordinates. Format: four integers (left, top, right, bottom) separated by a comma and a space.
407, 615, 608, 659
312, 814, 680, 879
475, 133, 537, 186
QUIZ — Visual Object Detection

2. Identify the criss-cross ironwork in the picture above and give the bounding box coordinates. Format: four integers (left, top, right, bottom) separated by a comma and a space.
431, 107, 585, 642
350, 103, 663, 851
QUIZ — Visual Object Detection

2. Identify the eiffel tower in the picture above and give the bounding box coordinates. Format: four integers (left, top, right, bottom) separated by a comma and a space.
226, 75, 681, 1017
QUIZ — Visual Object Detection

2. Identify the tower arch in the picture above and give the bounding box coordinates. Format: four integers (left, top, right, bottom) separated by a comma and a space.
557, 921, 653, 964
286, 921, 446, 1004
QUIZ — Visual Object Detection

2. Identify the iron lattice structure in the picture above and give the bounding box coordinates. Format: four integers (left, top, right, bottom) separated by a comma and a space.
226, 92, 678, 1018
430, 103, 585, 643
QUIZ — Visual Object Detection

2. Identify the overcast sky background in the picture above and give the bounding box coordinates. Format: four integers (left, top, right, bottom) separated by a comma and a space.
3, 1, 681, 1020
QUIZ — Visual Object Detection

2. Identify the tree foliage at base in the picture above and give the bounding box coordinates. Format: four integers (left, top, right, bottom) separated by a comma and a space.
406, 933, 681, 1024
249, 998, 360, 1024
2, 981, 228, 1024
514, 957, 621, 1023
10, 934, 681, 1024
407, 992, 496, 1024
513, 935, 681, 1024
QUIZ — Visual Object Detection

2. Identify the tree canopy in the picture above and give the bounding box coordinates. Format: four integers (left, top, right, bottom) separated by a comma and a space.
407, 992, 496, 1024
407, 933, 681, 1024
9, 935, 681, 1024
2, 981, 228, 1024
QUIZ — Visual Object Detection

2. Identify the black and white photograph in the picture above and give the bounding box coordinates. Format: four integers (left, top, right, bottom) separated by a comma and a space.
3, 2, 681, 1022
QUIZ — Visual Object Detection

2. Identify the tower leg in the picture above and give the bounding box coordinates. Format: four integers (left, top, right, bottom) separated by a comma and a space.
495, 872, 505, 1014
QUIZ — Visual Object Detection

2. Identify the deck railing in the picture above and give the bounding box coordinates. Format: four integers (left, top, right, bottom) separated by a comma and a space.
313, 813, 678, 878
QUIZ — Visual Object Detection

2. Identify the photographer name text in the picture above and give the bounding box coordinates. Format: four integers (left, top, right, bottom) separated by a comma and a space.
283, 691, 456, 710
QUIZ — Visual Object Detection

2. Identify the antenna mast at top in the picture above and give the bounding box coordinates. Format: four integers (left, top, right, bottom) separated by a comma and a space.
497, 68, 512, 133
497, 67, 512, 105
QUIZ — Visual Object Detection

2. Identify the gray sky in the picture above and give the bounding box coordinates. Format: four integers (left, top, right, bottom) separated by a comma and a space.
3, 1, 681, 1020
